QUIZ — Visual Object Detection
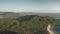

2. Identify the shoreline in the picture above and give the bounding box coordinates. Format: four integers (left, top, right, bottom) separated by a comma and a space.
47, 24, 54, 34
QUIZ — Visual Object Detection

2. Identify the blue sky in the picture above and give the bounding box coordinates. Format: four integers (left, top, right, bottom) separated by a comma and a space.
0, 0, 60, 13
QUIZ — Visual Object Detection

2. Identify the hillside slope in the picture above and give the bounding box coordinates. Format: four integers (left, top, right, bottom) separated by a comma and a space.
0, 15, 59, 34
17, 15, 59, 34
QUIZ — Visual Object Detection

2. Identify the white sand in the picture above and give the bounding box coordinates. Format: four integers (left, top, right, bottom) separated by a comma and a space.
47, 24, 54, 34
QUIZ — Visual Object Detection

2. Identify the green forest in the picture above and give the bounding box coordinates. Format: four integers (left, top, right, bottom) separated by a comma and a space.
0, 15, 60, 34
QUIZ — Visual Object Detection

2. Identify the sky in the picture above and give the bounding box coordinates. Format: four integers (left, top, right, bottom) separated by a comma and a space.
0, 0, 60, 13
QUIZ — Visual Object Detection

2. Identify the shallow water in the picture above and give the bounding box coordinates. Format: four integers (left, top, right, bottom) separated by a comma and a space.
52, 25, 60, 34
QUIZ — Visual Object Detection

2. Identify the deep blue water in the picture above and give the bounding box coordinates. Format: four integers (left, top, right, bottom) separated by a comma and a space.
52, 25, 60, 34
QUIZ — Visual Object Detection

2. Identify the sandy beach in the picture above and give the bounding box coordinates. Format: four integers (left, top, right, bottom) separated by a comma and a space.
47, 24, 54, 34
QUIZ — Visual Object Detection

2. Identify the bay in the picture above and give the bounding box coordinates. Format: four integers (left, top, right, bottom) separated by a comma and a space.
52, 25, 60, 34
0, 16, 4, 18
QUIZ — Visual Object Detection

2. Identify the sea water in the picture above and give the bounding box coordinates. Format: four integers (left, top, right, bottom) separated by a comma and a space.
0, 16, 4, 18
51, 25, 60, 34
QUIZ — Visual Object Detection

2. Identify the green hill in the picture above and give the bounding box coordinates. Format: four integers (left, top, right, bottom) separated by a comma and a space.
0, 12, 21, 16
0, 15, 60, 34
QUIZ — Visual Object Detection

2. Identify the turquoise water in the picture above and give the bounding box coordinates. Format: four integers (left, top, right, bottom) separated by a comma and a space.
52, 25, 60, 34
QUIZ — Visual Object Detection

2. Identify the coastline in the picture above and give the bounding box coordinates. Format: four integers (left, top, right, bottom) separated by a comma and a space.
47, 24, 54, 34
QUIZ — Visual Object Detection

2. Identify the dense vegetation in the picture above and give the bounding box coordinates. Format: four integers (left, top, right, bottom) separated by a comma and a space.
0, 15, 60, 34
0, 19, 19, 31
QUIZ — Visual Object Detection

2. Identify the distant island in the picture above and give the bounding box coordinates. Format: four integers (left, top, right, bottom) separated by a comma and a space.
0, 12, 22, 19
0, 15, 60, 34
0, 12, 60, 19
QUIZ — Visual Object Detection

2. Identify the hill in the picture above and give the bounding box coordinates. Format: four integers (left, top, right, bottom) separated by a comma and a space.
0, 15, 59, 34
17, 15, 60, 34
1, 12, 21, 16
0, 12, 22, 19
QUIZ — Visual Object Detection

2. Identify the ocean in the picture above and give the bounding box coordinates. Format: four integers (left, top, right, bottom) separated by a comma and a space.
52, 25, 60, 34
0, 16, 4, 18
